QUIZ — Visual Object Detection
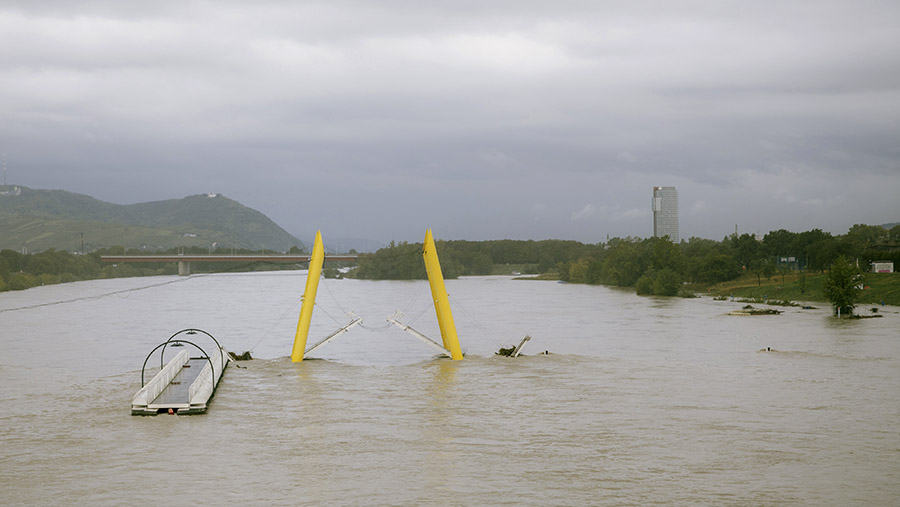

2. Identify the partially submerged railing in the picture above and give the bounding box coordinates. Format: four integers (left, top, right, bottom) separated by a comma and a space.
189, 347, 227, 405
132, 349, 190, 407
133, 328, 229, 415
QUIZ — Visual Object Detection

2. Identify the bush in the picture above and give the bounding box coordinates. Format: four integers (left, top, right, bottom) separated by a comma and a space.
635, 274, 654, 295
652, 268, 682, 296
8, 273, 39, 291
37, 273, 60, 286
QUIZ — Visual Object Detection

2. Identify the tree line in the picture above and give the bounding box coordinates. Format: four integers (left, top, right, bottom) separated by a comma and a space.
350, 239, 597, 280
557, 224, 900, 295
0, 245, 309, 292
3, 224, 898, 297
352, 224, 900, 297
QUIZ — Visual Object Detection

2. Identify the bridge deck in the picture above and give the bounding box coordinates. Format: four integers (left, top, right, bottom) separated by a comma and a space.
101, 254, 357, 263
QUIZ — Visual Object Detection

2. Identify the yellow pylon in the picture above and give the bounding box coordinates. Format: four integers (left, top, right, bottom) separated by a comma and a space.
423, 229, 464, 360
291, 230, 324, 362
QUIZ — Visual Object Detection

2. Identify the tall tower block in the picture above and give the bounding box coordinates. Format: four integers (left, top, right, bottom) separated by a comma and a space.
652, 186, 679, 243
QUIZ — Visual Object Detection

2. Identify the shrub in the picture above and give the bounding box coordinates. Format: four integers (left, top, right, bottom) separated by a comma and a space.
635, 274, 654, 295
8, 273, 39, 291
652, 268, 682, 296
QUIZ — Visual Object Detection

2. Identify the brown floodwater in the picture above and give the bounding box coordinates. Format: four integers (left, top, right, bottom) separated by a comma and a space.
1, 273, 898, 505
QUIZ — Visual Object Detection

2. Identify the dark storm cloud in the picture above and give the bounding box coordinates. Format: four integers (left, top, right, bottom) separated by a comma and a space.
1, 0, 899, 243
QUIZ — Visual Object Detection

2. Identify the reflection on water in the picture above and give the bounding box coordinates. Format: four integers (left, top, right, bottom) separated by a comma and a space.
1, 272, 898, 505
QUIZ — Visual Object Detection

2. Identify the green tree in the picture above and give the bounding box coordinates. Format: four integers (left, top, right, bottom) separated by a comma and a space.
8, 273, 38, 291
697, 254, 741, 283
1, 249, 24, 272
731, 233, 761, 270
762, 229, 798, 258
470, 253, 493, 275
0, 256, 10, 281
761, 259, 776, 282
647, 236, 683, 273
889, 225, 900, 242
846, 223, 886, 247
824, 255, 863, 316
599, 240, 644, 286
797, 229, 833, 271
652, 268, 681, 296
635, 273, 654, 295
568, 258, 592, 283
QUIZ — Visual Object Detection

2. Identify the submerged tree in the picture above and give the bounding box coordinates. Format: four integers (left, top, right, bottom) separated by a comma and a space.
824, 255, 863, 316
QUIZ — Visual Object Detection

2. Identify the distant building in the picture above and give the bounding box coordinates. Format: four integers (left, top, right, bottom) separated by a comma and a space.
652, 186, 678, 242
776, 256, 802, 271
871, 260, 894, 273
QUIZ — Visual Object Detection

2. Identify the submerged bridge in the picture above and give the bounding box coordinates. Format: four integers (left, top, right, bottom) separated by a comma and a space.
101, 254, 358, 275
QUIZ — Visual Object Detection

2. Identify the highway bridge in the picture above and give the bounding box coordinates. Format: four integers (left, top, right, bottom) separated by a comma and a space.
101, 254, 358, 275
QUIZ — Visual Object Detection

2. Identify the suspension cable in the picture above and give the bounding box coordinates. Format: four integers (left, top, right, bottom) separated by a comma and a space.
402, 280, 427, 315
358, 320, 393, 331
314, 301, 347, 326
0, 275, 205, 314
321, 276, 350, 315
405, 303, 432, 326
450, 293, 505, 348
248, 294, 303, 352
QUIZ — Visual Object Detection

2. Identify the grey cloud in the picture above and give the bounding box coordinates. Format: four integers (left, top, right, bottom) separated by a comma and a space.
2, 0, 899, 243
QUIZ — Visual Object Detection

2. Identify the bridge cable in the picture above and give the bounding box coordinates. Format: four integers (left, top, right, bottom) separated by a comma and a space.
321, 277, 350, 316
405, 302, 432, 327
449, 293, 505, 349
0, 275, 203, 314
380, 279, 430, 329
402, 280, 427, 317
314, 301, 348, 327
248, 294, 303, 353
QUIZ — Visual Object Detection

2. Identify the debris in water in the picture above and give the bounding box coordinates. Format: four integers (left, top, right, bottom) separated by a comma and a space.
495, 335, 532, 357
228, 351, 253, 361
496, 346, 517, 356
728, 305, 782, 316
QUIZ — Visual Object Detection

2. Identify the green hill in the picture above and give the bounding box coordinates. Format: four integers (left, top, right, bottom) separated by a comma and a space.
0, 185, 303, 252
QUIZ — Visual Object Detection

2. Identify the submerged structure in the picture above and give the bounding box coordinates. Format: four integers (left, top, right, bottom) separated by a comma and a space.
131, 230, 465, 415
291, 229, 464, 361
132, 328, 230, 415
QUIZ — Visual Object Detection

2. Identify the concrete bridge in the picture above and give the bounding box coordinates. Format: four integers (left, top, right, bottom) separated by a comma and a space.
101, 254, 358, 275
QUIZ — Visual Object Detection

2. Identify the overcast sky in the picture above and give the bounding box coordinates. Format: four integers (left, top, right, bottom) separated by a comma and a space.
2, 1, 899, 245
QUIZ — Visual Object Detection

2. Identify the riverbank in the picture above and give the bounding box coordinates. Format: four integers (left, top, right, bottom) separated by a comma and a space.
707, 271, 900, 307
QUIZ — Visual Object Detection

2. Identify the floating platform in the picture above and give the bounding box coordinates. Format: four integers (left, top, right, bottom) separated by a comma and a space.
132, 329, 230, 415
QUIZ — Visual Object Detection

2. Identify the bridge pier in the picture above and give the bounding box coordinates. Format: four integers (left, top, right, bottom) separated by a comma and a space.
178, 261, 191, 276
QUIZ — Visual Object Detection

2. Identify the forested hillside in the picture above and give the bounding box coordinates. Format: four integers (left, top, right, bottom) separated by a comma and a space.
0, 186, 303, 251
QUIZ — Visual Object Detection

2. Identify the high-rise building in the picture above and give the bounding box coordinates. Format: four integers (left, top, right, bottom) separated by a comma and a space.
652, 186, 678, 242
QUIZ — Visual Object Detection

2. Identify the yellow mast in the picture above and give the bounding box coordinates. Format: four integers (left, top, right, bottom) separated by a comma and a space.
291, 230, 324, 362
423, 229, 464, 360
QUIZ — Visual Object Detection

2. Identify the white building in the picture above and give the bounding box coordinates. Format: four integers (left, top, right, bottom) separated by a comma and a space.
871, 261, 894, 273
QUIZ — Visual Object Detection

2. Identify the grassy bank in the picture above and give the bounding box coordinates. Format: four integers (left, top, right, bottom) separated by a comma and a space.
707, 271, 900, 307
